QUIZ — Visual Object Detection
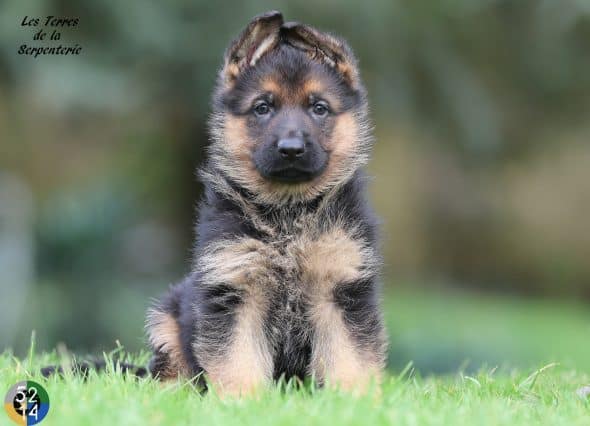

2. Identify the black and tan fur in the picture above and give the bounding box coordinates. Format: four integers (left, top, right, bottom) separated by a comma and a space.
146, 11, 387, 397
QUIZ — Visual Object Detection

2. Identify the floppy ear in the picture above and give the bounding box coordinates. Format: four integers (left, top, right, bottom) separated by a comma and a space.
280, 22, 360, 88
222, 11, 284, 85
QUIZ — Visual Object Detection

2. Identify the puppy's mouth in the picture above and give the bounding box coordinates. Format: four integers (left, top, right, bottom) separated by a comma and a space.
266, 166, 318, 183
252, 141, 329, 184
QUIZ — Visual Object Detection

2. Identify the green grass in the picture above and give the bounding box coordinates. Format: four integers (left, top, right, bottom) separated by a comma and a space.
1, 351, 589, 426
2, 288, 590, 425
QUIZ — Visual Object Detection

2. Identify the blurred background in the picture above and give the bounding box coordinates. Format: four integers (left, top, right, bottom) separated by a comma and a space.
1, 0, 589, 374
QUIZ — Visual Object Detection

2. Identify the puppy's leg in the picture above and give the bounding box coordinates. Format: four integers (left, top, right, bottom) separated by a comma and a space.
194, 284, 274, 397
194, 239, 276, 397
300, 230, 386, 392
147, 279, 202, 382
146, 308, 191, 380
309, 284, 386, 393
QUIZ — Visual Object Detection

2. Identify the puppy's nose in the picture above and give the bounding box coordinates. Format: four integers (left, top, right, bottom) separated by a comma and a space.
277, 137, 305, 160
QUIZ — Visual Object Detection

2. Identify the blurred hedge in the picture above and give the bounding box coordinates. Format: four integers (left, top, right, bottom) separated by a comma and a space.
1, 0, 589, 352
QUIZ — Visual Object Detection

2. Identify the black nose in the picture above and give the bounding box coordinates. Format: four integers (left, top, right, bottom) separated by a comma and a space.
277, 137, 305, 160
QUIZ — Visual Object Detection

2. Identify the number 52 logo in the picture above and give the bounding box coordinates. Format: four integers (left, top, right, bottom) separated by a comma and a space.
4, 381, 50, 425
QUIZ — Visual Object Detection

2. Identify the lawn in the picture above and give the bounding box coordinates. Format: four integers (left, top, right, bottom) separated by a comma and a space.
1, 352, 589, 426
1, 288, 589, 425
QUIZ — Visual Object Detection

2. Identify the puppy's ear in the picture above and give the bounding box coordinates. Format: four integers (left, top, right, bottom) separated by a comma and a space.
280, 22, 360, 88
222, 11, 283, 85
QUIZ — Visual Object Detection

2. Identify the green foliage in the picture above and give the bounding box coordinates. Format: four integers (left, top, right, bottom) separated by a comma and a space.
1, 0, 589, 357
385, 287, 590, 373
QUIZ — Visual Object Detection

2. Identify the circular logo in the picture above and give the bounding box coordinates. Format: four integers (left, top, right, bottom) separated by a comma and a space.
4, 381, 50, 425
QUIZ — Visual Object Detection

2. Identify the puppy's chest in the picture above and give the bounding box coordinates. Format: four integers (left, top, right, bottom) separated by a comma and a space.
210, 227, 366, 290
198, 223, 373, 313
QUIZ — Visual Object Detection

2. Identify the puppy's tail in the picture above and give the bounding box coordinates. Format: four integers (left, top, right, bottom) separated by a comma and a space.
41, 359, 148, 379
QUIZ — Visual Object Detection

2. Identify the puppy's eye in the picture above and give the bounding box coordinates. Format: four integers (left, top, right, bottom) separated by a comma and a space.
311, 101, 329, 117
254, 102, 271, 116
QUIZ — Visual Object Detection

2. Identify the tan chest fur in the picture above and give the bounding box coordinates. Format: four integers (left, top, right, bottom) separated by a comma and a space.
196, 221, 377, 299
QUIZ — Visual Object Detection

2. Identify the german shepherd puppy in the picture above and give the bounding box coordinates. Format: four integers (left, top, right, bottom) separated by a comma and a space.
147, 11, 387, 396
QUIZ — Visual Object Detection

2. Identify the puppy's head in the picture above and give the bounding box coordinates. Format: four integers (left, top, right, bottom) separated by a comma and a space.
208, 11, 372, 205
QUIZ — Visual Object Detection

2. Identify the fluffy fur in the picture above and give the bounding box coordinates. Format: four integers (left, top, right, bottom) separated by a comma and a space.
146, 10, 387, 397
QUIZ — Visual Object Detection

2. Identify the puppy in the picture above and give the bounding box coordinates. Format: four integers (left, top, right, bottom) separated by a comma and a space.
147, 10, 387, 397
